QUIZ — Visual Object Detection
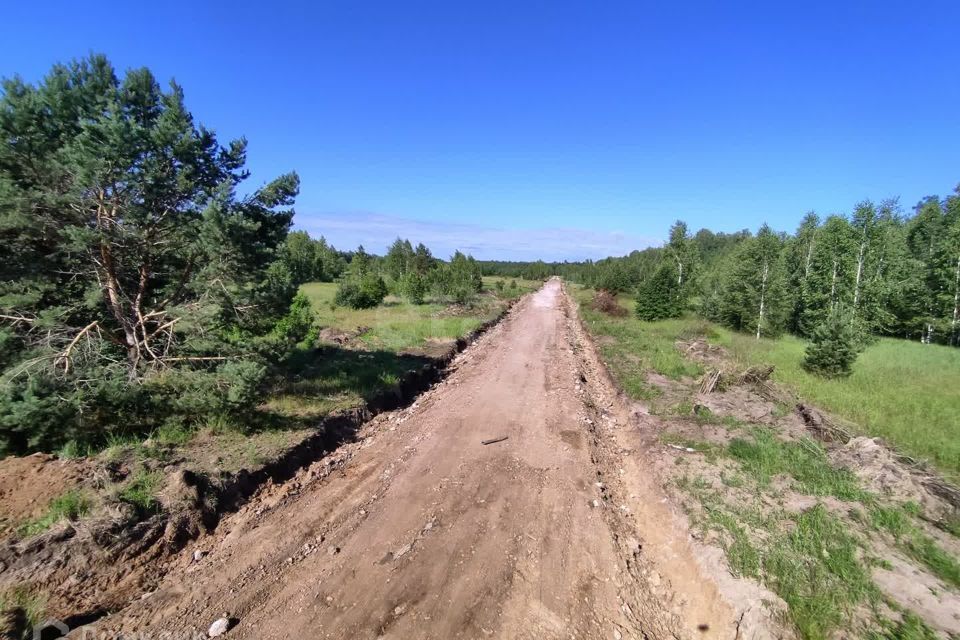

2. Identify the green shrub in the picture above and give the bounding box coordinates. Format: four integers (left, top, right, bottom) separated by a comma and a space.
335, 273, 388, 309
635, 264, 682, 321
398, 271, 428, 304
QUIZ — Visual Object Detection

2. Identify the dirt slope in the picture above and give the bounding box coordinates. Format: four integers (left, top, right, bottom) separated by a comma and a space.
76, 280, 760, 639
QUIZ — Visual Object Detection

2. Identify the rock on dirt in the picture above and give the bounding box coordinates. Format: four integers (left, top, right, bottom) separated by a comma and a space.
208, 617, 231, 637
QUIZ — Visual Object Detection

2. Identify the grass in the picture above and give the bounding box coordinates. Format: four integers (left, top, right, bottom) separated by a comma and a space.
573, 288, 701, 399
117, 469, 163, 515
301, 277, 539, 354
870, 504, 960, 588
575, 287, 960, 477
679, 474, 879, 640
17, 489, 92, 537
574, 285, 957, 638
764, 505, 879, 640
713, 330, 960, 477
0, 585, 46, 634
727, 428, 866, 500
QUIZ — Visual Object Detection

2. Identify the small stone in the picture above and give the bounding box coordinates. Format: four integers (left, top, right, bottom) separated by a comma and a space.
208, 617, 231, 637
327, 545, 340, 556
614, 630, 623, 640
592, 500, 601, 508
193, 549, 207, 562
423, 521, 433, 531
394, 543, 413, 559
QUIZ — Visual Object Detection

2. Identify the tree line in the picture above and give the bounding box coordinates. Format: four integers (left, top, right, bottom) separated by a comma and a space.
333, 238, 485, 309
483, 195, 960, 348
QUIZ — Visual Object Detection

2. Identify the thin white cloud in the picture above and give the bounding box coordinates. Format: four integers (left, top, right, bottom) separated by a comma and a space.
295, 212, 659, 261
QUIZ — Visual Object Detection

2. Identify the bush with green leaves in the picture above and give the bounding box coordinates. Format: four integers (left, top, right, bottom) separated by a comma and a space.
398, 271, 428, 305
802, 306, 863, 378
335, 273, 388, 309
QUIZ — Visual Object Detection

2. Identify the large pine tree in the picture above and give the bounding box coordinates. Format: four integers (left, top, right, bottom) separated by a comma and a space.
0, 55, 300, 453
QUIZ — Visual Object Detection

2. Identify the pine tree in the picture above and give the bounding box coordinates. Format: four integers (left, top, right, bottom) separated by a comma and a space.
0, 54, 300, 452
717, 225, 788, 338
785, 212, 820, 333
635, 262, 681, 321
803, 306, 861, 378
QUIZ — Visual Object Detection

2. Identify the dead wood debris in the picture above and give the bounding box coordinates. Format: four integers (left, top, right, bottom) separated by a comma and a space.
481, 436, 509, 445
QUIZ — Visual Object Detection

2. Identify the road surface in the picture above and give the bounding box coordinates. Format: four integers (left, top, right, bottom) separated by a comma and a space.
83, 280, 747, 640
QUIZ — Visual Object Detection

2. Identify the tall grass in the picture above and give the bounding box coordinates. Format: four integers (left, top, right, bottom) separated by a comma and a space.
573, 286, 960, 477
300, 278, 538, 354
715, 330, 960, 477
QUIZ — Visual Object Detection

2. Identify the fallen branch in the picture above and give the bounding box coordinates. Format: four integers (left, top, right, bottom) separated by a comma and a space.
481, 436, 509, 445
699, 369, 722, 394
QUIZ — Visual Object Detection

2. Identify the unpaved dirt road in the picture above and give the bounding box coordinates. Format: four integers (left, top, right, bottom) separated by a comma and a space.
81, 280, 755, 639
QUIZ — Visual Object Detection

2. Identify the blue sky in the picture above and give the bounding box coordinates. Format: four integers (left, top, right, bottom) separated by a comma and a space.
3, 1, 959, 260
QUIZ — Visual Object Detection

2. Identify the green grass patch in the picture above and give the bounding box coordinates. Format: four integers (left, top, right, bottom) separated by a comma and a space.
17, 489, 92, 537
301, 279, 534, 354
867, 612, 940, 640
117, 469, 163, 515
573, 288, 701, 400
727, 428, 866, 500
765, 505, 879, 640
574, 298, 960, 477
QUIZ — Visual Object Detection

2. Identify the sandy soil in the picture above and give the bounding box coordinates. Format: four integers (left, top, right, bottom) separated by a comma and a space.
74, 280, 757, 639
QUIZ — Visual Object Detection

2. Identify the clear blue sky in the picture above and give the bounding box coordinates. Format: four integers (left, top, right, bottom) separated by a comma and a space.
3, 1, 959, 260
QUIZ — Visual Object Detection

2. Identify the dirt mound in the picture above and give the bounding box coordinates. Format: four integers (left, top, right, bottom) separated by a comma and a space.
0, 454, 90, 538
317, 325, 370, 346
590, 290, 627, 316
832, 437, 953, 515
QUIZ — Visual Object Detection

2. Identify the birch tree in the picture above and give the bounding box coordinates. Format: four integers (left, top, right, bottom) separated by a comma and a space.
717, 225, 788, 338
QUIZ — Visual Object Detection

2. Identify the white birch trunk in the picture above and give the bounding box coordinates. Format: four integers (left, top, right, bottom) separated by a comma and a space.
952, 254, 960, 345
756, 261, 769, 340
853, 242, 865, 309
830, 261, 838, 309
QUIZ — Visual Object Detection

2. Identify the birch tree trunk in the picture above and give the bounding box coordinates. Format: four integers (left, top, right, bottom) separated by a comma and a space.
853, 241, 865, 309
756, 261, 769, 340
952, 254, 960, 345
830, 261, 838, 309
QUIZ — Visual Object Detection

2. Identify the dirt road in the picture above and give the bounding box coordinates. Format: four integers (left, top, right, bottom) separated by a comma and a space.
81, 280, 753, 639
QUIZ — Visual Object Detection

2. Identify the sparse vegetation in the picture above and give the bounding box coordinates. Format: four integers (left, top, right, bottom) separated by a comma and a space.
117, 469, 163, 515
578, 283, 960, 639
17, 490, 92, 537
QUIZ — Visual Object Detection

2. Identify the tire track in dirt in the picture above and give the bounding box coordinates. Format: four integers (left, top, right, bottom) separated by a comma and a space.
74, 280, 752, 640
